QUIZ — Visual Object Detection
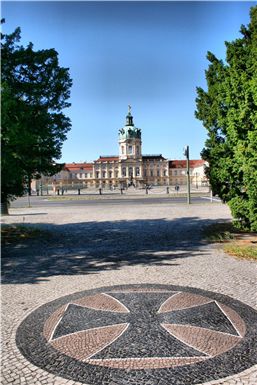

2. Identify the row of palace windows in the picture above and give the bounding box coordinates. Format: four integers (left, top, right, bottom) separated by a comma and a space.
144, 169, 167, 177
96, 171, 119, 179
71, 168, 168, 179
95, 165, 119, 170
173, 170, 195, 176
122, 167, 140, 177
71, 173, 93, 179
95, 167, 142, 178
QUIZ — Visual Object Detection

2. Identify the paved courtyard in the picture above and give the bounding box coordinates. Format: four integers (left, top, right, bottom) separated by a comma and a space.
1, 200, 257, 385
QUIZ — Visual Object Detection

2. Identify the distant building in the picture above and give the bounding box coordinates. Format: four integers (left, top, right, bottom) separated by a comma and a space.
37, 107, 208, 191
169, 160, 208, 188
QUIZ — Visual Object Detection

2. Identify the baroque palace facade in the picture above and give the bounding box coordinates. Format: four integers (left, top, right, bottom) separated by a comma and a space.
39, 107, 208, 191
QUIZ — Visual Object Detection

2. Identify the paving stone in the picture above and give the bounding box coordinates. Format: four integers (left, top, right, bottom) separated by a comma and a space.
2, 202, 257, 385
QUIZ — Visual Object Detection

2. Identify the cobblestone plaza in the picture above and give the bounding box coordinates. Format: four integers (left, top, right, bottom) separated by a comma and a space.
2, 200, 257, 385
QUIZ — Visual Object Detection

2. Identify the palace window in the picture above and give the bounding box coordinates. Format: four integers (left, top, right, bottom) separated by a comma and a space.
122, 167, 126, 177
136, 146, 140, 155
128, 145, 133, 154
96, 172, 99, 179
109, 171, 112, 178
157, 170, 160, 177
144, 169, 147, 177
129, 167, 133, 177
121, 146, 124, 154
136, 167, 140, 176
150, 170, 154, 177
103, 171, 106, 178
164, 170, 167, 176
115, 171, 119, 178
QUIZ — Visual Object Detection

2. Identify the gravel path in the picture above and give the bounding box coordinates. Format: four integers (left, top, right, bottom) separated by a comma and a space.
1, 201, 257, 385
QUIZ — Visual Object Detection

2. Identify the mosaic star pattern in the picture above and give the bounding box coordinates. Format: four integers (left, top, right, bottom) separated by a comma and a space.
16, 284, 257, 385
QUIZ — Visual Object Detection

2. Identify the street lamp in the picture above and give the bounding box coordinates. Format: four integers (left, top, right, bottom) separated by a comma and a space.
183, 145, 191, 204
40, 178, 43, 196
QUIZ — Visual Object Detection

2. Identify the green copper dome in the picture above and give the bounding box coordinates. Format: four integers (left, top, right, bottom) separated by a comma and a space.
119, 106, 141, 140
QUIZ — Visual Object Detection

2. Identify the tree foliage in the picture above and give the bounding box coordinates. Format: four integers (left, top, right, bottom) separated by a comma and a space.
195, 6, 257, 231
1, 24, 72, 206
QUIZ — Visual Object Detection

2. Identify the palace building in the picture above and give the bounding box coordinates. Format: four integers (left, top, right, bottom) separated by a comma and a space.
38, 107, 208, 191
90, 106, 169, 188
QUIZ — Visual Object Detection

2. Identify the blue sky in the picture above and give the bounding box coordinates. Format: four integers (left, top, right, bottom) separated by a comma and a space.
2, 1, 255, 162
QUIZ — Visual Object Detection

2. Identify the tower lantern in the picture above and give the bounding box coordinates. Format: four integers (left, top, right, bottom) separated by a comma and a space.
126, 105, 134, 126
118, 106, 142, 160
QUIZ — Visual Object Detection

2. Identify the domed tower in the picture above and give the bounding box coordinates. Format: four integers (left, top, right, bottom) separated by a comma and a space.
118, 106, 142, 160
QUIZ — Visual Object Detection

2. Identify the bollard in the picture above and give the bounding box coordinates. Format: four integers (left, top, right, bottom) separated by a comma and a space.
120, 188, 123, 195
99, 188, 102, 195
166, 187, 169, 194
61, 188, 64, 195
57, 189, 60, 195
145, 187, 148, 195
78, 188, 80, 195
37, 189, 39, 196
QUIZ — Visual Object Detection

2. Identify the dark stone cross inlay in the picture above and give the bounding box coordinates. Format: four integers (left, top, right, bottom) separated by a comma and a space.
52, 292, 239, 359
160, 301, 239, 336
16, 284, 257, 385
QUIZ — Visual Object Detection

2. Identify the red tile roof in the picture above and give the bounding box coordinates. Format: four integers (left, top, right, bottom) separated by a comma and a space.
169, 160, 206, 169
64, 163, 93, 171
95, 156, 119, 162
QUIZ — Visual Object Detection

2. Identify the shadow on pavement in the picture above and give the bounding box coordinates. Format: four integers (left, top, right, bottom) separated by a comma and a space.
1, 217, 229, 285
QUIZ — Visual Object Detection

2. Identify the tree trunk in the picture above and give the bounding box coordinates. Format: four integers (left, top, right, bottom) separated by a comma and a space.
1, 201, 9, 215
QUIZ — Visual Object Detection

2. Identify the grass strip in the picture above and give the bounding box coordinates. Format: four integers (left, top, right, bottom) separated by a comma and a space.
224, 244, 257, 260
203, 222, 257, 260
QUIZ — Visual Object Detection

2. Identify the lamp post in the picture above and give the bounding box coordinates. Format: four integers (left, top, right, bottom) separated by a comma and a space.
40, 179, 43, 196
183, 145, 191, 204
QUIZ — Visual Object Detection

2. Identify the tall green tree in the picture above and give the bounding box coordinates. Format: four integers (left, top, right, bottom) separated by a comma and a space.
1, 25, 72, 213
195, 6, 257, 231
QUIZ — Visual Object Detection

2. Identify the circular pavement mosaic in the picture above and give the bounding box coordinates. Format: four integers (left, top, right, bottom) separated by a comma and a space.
16, 284, 257, 385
